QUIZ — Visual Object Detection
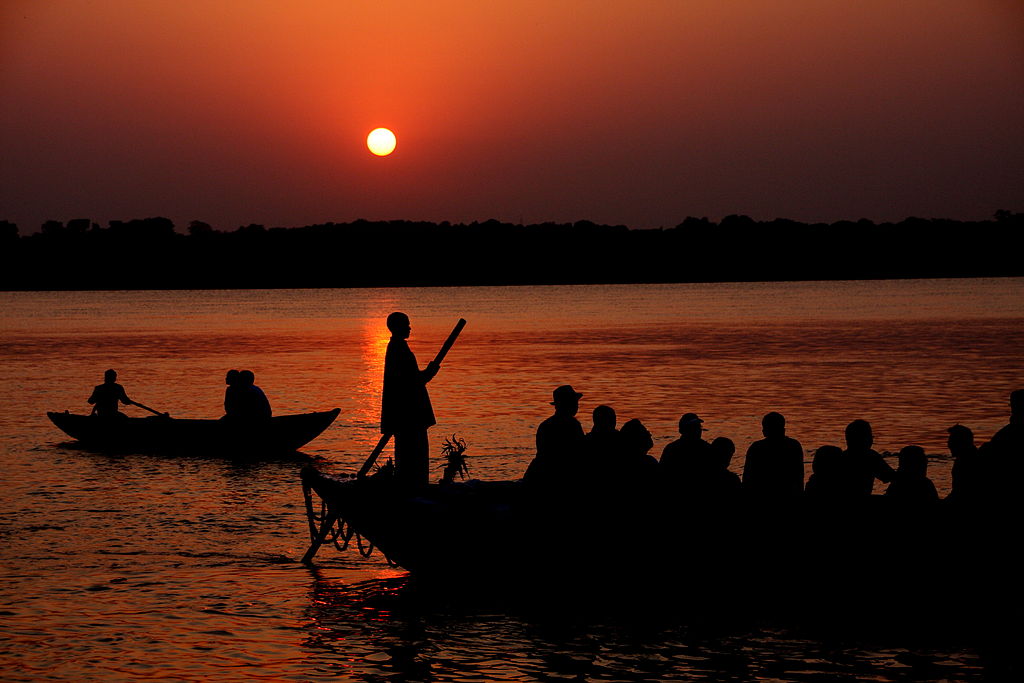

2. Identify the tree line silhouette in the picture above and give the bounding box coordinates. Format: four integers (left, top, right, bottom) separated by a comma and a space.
1, 211, 1021, 290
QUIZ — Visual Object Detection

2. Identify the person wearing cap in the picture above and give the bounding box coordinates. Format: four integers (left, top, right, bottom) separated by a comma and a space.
742, 412, 805, 500
946, 424, 982, 505
524, 384, 585, 488
381, 312, 440, 488
840, 419, 895, 496
659, 412, 715, 495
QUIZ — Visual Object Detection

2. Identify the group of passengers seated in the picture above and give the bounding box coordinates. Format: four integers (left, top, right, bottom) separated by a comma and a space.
223, 369, 273, 421
86, 368, 273, 422
524, 384, 1023, 508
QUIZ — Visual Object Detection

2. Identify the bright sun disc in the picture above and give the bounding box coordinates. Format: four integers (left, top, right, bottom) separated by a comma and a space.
367, 128, 397, 156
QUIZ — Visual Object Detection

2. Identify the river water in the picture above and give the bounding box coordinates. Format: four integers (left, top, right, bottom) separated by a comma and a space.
1, 279, 1022, 680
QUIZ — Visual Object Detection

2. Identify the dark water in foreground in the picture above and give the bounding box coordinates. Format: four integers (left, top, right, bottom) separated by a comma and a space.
2, 280, 1022, 680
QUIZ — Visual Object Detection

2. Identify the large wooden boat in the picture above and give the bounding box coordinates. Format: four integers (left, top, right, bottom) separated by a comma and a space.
48, 408, 340, 454
299, 464, 1014, 627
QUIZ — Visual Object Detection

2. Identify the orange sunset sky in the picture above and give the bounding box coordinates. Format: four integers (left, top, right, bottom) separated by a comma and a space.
1, 0, 1022, 231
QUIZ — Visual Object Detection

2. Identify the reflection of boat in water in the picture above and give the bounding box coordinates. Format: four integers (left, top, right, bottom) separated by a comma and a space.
300, 465, 1018, 635
48, 408, 340, 454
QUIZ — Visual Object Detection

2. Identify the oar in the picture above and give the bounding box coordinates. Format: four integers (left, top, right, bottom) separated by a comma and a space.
356, 318, 467, 479
131, 400, 169, 417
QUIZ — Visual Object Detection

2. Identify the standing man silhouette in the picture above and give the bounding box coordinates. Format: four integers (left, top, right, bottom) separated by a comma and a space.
382, 312, 439, 487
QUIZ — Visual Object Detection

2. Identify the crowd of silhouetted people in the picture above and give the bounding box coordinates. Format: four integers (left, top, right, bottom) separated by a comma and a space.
524, 384, 1024, 508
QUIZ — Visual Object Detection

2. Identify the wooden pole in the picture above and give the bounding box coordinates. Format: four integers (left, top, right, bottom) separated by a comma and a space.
432, 318, 467, 366
356, 432, 393, 479
300, 510, 339, 564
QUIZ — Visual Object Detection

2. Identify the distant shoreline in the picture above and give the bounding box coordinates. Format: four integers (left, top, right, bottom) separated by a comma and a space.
3, 274, 1024, 294
2, 213, 1021, 290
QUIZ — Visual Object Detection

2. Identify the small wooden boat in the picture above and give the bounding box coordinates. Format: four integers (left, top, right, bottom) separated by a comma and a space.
48, 408, 340, 454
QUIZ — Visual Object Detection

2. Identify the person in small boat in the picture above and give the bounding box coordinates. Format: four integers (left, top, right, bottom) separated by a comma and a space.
840, 419, 895, 496
979, 389, 1024, 504
237, 369, 272, 420
524, 384, 585, 488
804, 445, 846, 498
742, 412, 804, 499
946, 424, 983, 505
88, 369, 135, 418
222, 369, 244, 419
708, 436, 742, 498
381, 312, 440, 488
659, 412, 714, 494
884, 445, 938, 502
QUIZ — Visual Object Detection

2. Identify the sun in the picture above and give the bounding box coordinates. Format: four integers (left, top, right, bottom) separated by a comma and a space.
367, 128, 397, 156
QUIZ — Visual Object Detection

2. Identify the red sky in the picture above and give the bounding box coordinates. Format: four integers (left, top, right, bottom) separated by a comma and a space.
1, 0, 1022, 231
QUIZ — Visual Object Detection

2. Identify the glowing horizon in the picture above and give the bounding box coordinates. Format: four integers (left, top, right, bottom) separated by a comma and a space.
0, 0, 1021, 232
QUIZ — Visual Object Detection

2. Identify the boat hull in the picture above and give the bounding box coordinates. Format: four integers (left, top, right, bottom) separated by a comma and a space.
48, 408, 340, 454
300, 466, 1014, 627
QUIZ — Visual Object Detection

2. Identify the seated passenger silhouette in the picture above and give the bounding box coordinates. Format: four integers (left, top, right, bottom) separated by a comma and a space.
590, 417, 658, 504
617, 418, 659, 483
885, 445, 938, 502
742, 412, 804, 498
585, 404, 621, 460
979, 389, 1024, 505
237, 369, 272, 420
841, 419, 895, 496
804, 445, 846, 498
88, 369, 135, 418
222, 369, 244, 419
659, 412, 714, 496
524, 385, 585, 488
946, 424, 983, 505
708, 436, 742, 498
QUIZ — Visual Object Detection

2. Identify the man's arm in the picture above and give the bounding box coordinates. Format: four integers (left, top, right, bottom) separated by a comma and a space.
420, 360, 440, 383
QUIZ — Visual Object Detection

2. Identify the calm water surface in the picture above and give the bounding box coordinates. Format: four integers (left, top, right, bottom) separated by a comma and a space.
1, 279, 1022, 680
